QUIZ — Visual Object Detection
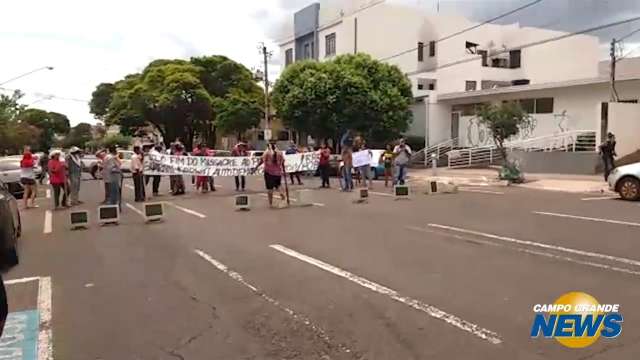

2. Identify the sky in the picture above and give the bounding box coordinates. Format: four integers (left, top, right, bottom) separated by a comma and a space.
1, 0, 639, 126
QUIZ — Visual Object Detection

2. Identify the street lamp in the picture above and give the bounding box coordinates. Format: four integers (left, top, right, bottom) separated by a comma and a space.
0, 66, 54, 86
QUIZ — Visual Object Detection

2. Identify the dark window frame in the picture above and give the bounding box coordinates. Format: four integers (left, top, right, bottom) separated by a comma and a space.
285, 48, 293, 66
417, 42, 424, 62
429, 40, 436, 57
325, 33, 336, 57
465, 81, 477, 92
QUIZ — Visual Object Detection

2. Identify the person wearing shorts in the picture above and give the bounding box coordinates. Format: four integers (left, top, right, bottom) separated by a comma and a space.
256, 140, 285, 208
19, 147, 38, 209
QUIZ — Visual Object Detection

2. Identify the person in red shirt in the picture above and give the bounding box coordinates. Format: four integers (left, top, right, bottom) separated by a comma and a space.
318, 143, 331, 188
47, 150, 68, 209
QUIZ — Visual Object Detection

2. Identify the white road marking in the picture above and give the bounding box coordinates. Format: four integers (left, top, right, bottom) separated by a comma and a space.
428, 224, 640, 268
407, 226, 640, 277
369, 191, 394, 197
125, 202, 145, 218
194, 249, 354, 353
165, 202, 207, 218
45, 189, 51, 199
533, 211, 640, 228
43, 210, 52, 234
269, 244, 502, 345
581, 196, 620, 201
37, 276, 53, 360
459, 188, 505, 195
4, 276, 40, 285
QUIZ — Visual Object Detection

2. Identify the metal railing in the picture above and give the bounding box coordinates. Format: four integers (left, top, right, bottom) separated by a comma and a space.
447, 146, 503, 169
504, 130, 597, 152
411, 138, 459, 166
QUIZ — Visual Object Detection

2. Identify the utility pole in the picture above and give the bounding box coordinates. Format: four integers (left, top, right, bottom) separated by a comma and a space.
610, 38, 619, 102
259, 43, 273, 138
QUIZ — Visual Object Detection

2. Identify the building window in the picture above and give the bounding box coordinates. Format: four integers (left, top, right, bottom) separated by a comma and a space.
518, 99, 535, 113
325, 33, 336, 57
478, 50, 488, 67
465, 81, 477, 91
428, 83, 435, 90
418, 42, 424, 62
535, 98, 554, 114
452, 103, 487, 116
417, 83, 424, 90
285, 49, 293, 66
304, 43, 311, 59
429, 40, 436, 57
509, 50, 521, 69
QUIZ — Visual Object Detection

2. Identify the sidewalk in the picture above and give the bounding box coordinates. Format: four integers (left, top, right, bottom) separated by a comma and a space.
408, 167, 613, 194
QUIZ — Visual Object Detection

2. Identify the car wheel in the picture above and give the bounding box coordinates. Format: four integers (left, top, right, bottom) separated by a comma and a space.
617, 176, 640, 201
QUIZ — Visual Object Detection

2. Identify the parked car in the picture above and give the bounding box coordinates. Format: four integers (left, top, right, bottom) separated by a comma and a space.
0, 179, 20, 260
608, 162, 640, 201
118, 150, 134, 174
0, 158, 42, 199
81, 154, 102, 179
338, 149, 385, 180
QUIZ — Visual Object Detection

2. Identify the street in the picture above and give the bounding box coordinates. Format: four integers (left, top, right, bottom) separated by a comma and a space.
5, 174, 640, 359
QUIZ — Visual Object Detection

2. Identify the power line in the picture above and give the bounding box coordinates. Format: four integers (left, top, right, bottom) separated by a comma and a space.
617, 26, 640, 42
379, 0, 545, 61
404, 15, 640, 76
619, 44, 640, 61
0, 86, 89, 103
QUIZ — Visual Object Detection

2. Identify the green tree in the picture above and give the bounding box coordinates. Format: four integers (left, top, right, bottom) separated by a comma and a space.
214, 92, 263, 140
89, 83, 115, 121
476, 102, 533, 181
91, 56, 262, 149
61, 122, 94, 148
101, 133, 132, 148
272, 54, 413, 145
17, 108, 71, 151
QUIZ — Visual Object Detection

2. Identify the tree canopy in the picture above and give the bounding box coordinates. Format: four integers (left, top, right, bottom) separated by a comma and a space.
91, 55, 263, 150
18, 108, 71, 151
60, 122, 93, 148
0, 91, 71, 154
272, 53, 413, 145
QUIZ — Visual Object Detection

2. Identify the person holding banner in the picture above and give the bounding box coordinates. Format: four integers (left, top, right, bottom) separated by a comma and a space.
353, 137, 373, 189
131, 146, 145, 202
318, 143, 331, 188
255, 140, 286, 208
285, 142, 303, 186
170, 143, 186, 195
231, 142, 248, 191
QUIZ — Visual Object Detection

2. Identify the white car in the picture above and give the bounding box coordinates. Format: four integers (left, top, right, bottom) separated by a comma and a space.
608, 162, 640, 201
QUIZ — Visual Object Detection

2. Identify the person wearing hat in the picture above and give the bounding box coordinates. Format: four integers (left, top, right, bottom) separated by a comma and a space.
47, 150, 68, 209
67, 147, 83, 206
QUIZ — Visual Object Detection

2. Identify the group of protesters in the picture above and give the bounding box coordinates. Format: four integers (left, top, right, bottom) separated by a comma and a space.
17, 132, 415, 211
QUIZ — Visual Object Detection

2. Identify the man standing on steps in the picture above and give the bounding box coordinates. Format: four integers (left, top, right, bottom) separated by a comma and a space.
393, 138, 412, 186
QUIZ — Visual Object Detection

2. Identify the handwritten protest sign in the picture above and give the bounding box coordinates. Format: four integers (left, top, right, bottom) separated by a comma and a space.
143, 152, 320, 176
352, 150, 372, 168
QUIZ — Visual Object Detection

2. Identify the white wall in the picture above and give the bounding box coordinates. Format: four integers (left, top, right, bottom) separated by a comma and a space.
607, 102, 640, 157
427, 101, 451, 146
445, 79, 640, 147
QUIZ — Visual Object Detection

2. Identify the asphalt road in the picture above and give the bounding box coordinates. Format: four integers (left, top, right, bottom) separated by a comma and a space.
4, 173, 640, 359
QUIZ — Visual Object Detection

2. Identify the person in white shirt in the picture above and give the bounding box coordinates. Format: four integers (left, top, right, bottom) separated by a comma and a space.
393, 139, 412, 185
131, 146, 145, 202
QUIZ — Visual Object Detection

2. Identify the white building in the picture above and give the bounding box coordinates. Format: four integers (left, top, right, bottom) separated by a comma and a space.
278, 1, 640, 173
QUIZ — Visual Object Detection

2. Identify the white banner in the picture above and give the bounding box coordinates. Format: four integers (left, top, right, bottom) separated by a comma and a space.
352, 150, 372, 168
143, 152, 320, 177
